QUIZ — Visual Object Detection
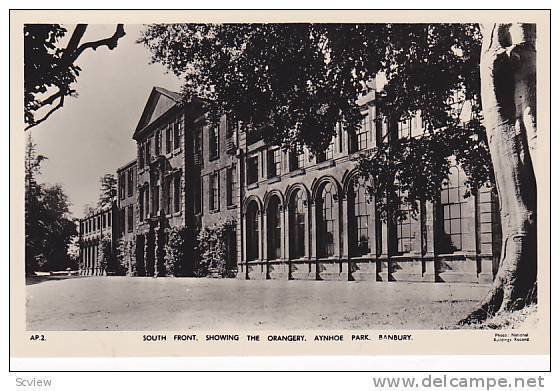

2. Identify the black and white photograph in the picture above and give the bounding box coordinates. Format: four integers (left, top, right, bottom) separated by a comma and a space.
10, 10, 550, 362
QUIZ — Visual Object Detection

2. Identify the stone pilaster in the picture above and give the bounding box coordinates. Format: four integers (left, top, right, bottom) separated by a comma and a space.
155, 223, 166, 277
145, 229, 155, 276
136, 234, 146, 276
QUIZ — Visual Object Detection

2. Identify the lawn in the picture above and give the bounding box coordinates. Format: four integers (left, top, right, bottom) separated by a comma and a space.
26, 276, 490, 331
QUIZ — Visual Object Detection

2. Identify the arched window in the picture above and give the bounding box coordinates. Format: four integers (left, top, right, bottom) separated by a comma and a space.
348, 178, 370, 257
317, 182, 335, 257
439, 165, 468, 253
246, 201, 260, 261
289, 189, 306, 259
267, 197, 282, 259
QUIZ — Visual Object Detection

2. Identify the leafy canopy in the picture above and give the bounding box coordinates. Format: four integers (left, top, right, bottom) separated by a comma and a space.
24, 24, 79, 128
25, 135, 77, 273
24, 24, 126, 130
140, 23, 492, 219
98, 173, 117, 208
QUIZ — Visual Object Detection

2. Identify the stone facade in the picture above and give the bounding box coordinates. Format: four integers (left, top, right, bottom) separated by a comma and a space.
116, 159, 137, 274
79, 86, 501, 283
78, 204, 118, 276
131, 87, 239, 276
237, 91, 501, 284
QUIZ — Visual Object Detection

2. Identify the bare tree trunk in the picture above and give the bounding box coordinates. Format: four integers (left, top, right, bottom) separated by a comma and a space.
461, 23, 537, 323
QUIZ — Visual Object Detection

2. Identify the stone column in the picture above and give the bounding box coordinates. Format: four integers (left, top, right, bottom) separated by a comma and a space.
284, 205, 290, 261
93, 242, 97, 276
88, 244, 91, 276
135, 234, 146, 277
303, 199, 310, 260
412, 201, 423, 255
309, 200, 317, 279
340, 195, 349, 259
464, 195, 477, 253
310, 201, 317, 260
424, 201, 437, 282
379, 211, 390, 281
280, 205, 287, 279
79, 244, 83, 275
145, 230, 154, 276
340, 194, 350, 280
367, 197, 377, 256
330, 191, 343, 280
279, 205, 286, 261
333, 193, 341, 259
262, 209, 268, 261
257, 209, 264, 276
84, 244, 88, 275
158, 164, 164, 216
241, 210, 248, 279
155, 225, 166, 277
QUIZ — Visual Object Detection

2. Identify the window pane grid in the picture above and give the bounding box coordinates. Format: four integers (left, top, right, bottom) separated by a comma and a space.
319, 183, 335, 257
226, 165, 236, 206
440, 166, 467, 253
268, 149, 281, 178
174, 119, 182, 150
397, 188, 416, 254
127, 168, 134, 197
209, 173, 219, 211
398, 119, 412, 139
267, 200, 282, 259
165, 125, 172, 154
351, 179, 370, 256
357, 118, 368, 151
209, 126, 219, 159
289, 190, 306, 258
247, 156, 259, 185
247, 203, 259, 261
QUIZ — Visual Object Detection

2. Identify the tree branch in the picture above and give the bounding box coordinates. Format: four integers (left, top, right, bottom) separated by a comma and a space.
35, 87, 76, 109
55, 24, 126, 73
25, 24, 126, 130
25, 94, 65, 131
75, 24, 126, 57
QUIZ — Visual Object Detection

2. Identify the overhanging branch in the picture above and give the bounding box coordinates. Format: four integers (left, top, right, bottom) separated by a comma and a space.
25, 94, 65, 131
25, 24, 126, 130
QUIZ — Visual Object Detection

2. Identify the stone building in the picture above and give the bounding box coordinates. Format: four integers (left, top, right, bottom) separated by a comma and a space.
237, 90, 502, 283
78, 204, 118, 276
131, 87, 239, 276
79, 85, 501, 283
116, 159, 137, 274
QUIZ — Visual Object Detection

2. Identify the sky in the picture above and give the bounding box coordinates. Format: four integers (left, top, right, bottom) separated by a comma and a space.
30, 24, 183, 218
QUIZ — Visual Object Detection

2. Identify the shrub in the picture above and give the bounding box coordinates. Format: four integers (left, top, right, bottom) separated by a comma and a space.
164, 227, 187, 276
144, 229, 155, 276
195, 221, 235, 277
117, 236, 136, 276
97, 235, 113, 275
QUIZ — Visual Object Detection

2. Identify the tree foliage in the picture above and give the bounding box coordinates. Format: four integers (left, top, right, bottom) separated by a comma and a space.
195, 221, 235, 277
98, 173, 117, 209
117, 236, 137, 276
25, 135, 77, 273
24, 24, 126, 130
164, 226, 188, 276
97, 235, 113, 275
140, 23, 492, 220
141, 23, 538, 321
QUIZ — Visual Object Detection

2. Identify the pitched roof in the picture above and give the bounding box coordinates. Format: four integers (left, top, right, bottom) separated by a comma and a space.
153, 86, 182, 102
133, 87, 182, 139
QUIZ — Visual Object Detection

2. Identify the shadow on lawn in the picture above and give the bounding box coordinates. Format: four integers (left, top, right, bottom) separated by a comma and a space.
26, 275, 85, 286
